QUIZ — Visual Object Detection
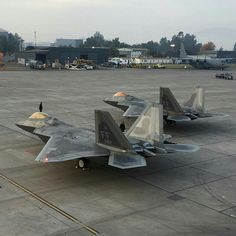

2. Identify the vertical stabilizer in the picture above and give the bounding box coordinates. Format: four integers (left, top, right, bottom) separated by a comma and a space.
184, 87, 205, 112
95, 110, 147, 169
126, 103, 164, 143
95, 110, 133, 152
160, 87, 183, 114
180, 43, 187, 59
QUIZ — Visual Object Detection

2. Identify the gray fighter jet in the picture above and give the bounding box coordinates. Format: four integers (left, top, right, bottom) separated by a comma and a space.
104, 87, 226, 124
160, 87, 227, 123
16, 103, 198, 169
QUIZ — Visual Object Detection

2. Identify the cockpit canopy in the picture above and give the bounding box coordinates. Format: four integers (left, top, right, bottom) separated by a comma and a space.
29, 112, 50, 119
113, 92, 127, 97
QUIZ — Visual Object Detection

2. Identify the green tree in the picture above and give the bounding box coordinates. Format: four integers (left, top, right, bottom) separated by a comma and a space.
8, 33, 22, 53
182, 34, 201, 55
200, 41, 216, 52
132, 41, 159, 57
169, 33, 201, 57
0, 33, 23, 54
158, 37, 171, 57
83, 31, 105, 47
0, 36, 8, 53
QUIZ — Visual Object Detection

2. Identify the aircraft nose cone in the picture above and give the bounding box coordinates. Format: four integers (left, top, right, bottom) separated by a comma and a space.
16, 122, 35, 133
103, 99, 118, 106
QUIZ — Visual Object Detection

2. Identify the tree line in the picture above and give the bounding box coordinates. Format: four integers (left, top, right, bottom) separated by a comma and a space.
0, 33, 22, 54
81, 31, 221, 57
1, 30, 236, 57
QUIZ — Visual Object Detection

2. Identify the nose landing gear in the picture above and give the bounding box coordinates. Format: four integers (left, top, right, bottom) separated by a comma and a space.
75, 158, 89, 170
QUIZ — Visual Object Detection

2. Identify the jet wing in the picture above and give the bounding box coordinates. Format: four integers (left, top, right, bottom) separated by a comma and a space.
33, 129, 109, 162
123, 105, 145, 117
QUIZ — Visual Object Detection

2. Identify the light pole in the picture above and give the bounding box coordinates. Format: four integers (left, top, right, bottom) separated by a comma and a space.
34, 31, 37, 48
170, 44, 175, 63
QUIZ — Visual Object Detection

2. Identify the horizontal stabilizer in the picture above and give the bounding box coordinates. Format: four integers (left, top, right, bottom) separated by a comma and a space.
108, 152, 146, 169
167, 115, 191, 122
164, 143, 199, 153
198, 112, 228, 119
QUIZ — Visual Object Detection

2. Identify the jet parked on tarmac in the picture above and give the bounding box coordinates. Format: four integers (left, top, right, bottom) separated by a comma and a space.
16, 103, 198, 170
160, 87, 226, 124
104, 87, 226, 124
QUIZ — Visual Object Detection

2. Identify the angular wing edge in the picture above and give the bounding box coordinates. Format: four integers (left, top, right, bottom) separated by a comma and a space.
123, 105, 142, 117
35, 136, 85, 162
35, 135, 108, 163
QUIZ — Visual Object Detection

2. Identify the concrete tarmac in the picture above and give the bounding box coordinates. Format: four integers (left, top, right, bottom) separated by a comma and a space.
0, 68, 236, 235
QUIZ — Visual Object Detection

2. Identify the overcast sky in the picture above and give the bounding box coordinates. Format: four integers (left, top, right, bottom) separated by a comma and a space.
1, 0, 236, 49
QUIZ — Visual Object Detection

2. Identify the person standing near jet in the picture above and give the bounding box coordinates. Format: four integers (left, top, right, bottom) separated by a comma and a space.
119, 121, 126, 132
39, 102, 43, 112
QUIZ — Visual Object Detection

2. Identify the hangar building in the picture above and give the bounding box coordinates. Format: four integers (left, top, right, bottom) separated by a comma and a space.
16, 47, 109, 65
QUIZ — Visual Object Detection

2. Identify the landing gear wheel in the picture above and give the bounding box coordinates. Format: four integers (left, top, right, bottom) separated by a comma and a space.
166, 120, 176, 126
76, 158, 89, 170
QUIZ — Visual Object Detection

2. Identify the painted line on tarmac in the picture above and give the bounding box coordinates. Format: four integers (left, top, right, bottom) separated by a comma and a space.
0, 173, 99, 235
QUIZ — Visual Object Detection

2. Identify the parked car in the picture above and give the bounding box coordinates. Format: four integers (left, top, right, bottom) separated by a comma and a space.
153, 63, 166, 69
28, 60, 45, 70
215, 72, 233, 80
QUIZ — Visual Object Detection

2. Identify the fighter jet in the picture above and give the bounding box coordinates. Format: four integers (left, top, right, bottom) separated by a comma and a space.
104, 87, 226, 124
180, 43, 227, 70
160, 87, 226, 123
16, 103, 198, 169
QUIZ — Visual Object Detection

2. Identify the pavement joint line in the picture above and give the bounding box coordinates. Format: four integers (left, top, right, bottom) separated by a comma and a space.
178, 196, 236, 220
0, 173, 100, 235
220, 206, 236, 213
121, 168, 236, 220
174, 176, 229, 194
124, 154, 231, 178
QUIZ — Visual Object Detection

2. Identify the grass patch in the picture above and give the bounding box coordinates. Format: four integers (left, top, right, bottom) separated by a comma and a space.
163, 64, 193, 69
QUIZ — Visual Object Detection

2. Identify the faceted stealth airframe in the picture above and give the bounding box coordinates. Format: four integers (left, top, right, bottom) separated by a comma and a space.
16, 103, 198, 170
104, 87, 226, 124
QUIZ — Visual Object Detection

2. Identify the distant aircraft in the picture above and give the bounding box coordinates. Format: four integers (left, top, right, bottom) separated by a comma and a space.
16, 103, 198, 170
104, 88, 226, 124
180, 43, 227, 70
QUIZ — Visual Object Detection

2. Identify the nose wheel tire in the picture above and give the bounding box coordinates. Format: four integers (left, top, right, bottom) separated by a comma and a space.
76, 158, 89, 170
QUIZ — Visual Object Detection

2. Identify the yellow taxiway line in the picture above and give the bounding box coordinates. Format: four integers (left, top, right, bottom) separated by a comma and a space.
0, 173, 99, 235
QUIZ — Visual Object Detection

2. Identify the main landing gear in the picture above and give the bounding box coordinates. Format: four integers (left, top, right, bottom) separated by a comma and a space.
75, 158, 89, 170
165, 119, 176, 126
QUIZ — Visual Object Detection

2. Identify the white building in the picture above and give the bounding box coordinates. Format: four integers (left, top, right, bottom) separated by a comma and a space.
53, 38, 83, 47
118, 48, 149, 58
131, 57, 173, 64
